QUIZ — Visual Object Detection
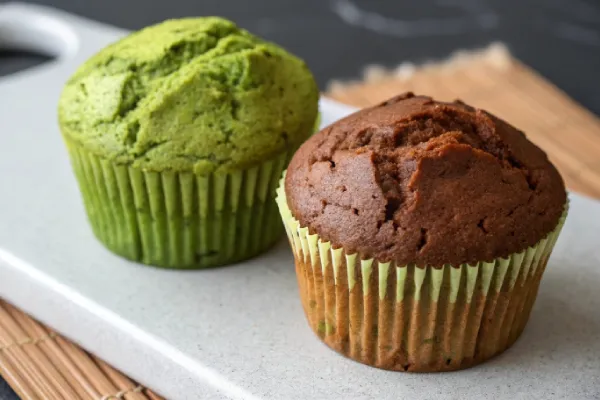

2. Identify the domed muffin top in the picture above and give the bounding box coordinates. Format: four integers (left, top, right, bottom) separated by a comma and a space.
285, 93, 566, 267
59, 17, 319, 173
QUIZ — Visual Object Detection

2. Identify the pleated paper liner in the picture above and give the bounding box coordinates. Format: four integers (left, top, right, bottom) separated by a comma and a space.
65, 137, 290, 269
276, 183, 568, 372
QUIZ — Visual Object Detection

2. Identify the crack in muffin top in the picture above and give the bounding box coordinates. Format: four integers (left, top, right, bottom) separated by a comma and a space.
285, 93, 567, 267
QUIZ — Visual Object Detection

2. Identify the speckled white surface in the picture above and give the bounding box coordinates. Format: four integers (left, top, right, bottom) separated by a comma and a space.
1, 3, 600, 400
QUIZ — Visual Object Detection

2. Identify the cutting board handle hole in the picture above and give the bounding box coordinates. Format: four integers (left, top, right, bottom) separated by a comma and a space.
0, 49, 53, 77
0, 11, 79, 59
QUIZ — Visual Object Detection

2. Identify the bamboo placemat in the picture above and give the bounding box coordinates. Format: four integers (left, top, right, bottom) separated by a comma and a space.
2, 43, 600, 400
0, 300, 161, 400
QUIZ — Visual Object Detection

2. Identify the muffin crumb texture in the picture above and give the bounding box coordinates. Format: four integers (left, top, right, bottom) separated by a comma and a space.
59, 17, 319, 173
285, 93, 566, 267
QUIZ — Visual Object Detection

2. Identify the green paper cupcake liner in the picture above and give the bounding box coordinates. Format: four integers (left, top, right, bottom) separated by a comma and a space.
276, 179, 568, 371
65, 139, 291, 269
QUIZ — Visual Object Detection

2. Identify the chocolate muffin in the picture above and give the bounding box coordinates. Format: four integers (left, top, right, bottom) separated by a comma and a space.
277, 93, 568, 372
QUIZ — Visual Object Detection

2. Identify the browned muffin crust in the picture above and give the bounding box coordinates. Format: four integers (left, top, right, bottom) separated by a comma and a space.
285, 93, 566, 267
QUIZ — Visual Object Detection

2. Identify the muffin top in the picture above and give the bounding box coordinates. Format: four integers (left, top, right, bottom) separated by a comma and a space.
285, 93, 566, 267
59, 18, 319, 173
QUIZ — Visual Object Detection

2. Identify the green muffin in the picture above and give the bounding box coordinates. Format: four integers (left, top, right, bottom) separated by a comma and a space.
59, 17, 319, 268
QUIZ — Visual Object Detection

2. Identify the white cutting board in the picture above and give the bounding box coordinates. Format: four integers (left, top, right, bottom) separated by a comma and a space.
1, 3, 600, 399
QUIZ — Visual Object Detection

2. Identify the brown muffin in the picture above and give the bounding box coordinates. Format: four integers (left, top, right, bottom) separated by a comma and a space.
286, 92, 566, 267
277, 92, 568, 372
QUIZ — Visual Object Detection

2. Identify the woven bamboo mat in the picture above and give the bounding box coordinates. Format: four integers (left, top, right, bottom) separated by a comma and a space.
0, 300, 161, 400
2, 43, 600, 400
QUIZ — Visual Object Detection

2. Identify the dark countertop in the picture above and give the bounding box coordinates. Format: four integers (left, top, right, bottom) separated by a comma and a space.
0, 380, 13, 400
2, 0, 600, 114
0, 0, 599, 398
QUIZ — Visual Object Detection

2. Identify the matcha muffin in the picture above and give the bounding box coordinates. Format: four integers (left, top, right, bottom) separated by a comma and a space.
277, 93, 567, 371
59, 17, 319, 268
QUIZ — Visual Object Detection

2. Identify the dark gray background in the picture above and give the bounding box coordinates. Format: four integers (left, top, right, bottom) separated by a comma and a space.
0, 0, 599, 398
